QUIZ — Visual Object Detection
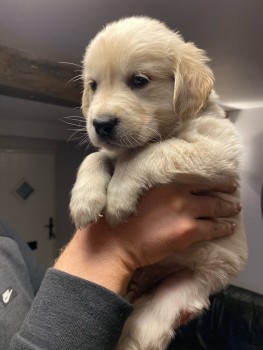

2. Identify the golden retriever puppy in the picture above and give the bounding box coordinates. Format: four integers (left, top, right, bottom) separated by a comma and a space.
70, 17, 247, 350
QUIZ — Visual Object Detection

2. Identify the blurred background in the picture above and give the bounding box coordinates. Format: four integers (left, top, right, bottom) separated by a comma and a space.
0, 0, 262, 293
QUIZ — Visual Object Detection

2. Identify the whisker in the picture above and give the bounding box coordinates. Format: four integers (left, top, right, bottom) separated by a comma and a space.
65, 122, 84, 128
59, 61, 82, 68
68, 134, 86, 142
68, 134, 81, 143
128, 134, 145, 149
66, 74, 83, 86
67, 127, 86, 139
126, 136, 137, 149
139, 125, 163, 142
63, 120, 85, 127
78, 136, 93, 153
73, 106, 82, 110
64, 115, 84, 120
61, 112, 92, 153
67, 128, 86, 133
61, 116, 86, 128
77, 137, 88, 147
146, 116, 172, 126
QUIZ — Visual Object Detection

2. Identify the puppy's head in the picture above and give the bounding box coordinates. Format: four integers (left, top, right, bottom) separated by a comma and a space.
82, 17, 214, 151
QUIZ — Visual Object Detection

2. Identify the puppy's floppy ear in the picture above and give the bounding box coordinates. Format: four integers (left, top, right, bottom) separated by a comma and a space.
173, 42, 214, 119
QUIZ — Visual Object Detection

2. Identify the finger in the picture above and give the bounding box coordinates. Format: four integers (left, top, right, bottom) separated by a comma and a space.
191, 195, 241, 219
190, 181, 237, 195
194, 219, 236, 242
172, 218, 235, 251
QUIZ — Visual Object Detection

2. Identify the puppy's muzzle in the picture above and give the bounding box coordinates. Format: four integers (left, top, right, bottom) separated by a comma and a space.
93, 116, 119, 137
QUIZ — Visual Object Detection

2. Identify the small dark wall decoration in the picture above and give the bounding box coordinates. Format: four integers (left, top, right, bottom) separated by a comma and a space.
16, 181, 34, 200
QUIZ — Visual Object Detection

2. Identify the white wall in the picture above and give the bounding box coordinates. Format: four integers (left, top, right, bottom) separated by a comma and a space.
229, 107, 263, 294
0, 95, 76, 141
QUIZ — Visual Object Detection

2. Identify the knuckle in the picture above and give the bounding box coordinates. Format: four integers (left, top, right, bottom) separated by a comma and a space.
182, 218, 197, 235
172, 198, 188, 213
211, 198, 223, 215
212, 220, 233, 237
211, 197, 237, 218
209, 222, 220, 238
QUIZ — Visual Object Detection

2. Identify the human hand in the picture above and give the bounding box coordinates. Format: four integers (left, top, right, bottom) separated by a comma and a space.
54, 182, 240, 296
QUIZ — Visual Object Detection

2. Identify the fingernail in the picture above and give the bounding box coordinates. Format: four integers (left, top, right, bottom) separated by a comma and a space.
236, 202, 242, 212
231, 222, 236, 231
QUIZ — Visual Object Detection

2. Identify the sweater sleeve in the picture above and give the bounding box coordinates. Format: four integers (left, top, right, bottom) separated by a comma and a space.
10, 268, 133, 350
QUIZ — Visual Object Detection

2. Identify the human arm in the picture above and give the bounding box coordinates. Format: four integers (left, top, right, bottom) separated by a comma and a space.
0, 220, 44, 350
9, 183, 240, 350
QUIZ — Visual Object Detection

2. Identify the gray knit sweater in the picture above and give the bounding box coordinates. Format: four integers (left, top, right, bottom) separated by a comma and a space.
0, 220, 132, 350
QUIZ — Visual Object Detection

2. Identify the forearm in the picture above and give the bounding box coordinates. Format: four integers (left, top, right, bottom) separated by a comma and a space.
9, 269, 133, 350
9, 223, 135, 349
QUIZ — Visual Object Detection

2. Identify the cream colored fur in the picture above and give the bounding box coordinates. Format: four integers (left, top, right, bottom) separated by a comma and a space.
70, 17, 248, 350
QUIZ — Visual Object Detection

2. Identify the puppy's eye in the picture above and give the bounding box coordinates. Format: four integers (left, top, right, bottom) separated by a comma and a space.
129, 74, 150, 89
89, 80, 97, 92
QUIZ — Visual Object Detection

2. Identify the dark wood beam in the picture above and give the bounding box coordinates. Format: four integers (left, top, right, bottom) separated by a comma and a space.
0, 45, 82, 108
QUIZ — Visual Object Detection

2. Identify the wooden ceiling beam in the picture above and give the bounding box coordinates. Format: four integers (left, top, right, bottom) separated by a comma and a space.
0, 45, 82, 108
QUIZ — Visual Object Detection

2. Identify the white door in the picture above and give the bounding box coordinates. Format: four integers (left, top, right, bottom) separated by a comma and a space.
0, 150, 56, 270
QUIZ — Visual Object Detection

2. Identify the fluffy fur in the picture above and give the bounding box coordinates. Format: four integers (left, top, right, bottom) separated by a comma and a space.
70, 17, 248, 350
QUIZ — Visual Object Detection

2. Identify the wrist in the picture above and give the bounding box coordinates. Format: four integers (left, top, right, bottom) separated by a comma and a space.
54, 226, 134, 296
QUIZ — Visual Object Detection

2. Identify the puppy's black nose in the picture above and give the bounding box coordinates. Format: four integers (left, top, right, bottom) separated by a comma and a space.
93, 117, 118, 136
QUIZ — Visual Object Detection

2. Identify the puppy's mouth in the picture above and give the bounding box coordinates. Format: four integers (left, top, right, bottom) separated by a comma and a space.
95, 133, 145, 150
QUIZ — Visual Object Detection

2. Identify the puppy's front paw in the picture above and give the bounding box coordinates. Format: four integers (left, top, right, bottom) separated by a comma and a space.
105, 184, 141, 225
70, 184, 106, 228
105, 197, 134, 225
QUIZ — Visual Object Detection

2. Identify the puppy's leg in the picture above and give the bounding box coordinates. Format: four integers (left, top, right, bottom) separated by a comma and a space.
117, 271, 207, 350
105, 165, 148, 225
70, 151, 112, 228
117, 264, 232, 350
118, 235, 247, 350
105, 135, 238, 224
